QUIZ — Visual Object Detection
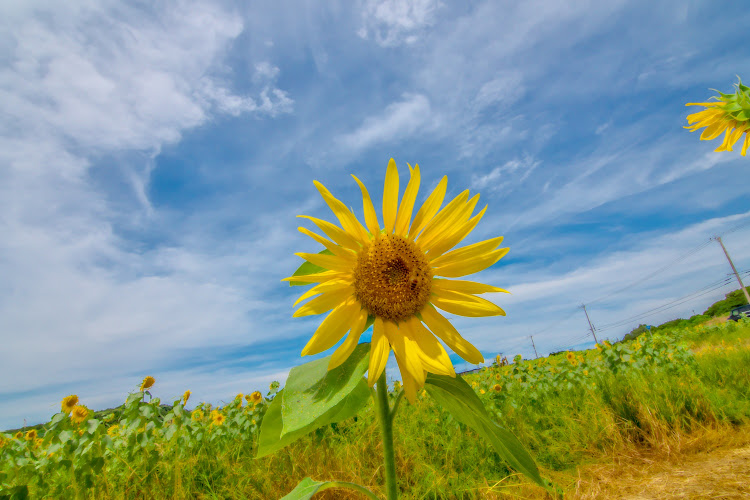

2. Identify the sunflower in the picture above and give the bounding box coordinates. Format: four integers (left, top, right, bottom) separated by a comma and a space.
191, 410, 204, 422
140, 376, 155, 391
183, 390, 191, 404
14, 431, 23, 440
71, 405, 90, 424
248, 391, 263, 405
287, 160, 509, 402
685, 78, 750, 156
235, 393, 244, 406
493, 383, 502, 392
210, 410, 225, 426
25, 429, 37, 441
61, 395, 78, 414
107, 425, 119, 437
565, 351, 575, 363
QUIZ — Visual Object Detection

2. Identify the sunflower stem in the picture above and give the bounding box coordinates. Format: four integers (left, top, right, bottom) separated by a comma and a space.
375, 370, 398, 500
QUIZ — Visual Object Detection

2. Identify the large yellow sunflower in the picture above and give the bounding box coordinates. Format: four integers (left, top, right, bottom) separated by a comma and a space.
286, 159, 509, 402
684, 77, 750, 156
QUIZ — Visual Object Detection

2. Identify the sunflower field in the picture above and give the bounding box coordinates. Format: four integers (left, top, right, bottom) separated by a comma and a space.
2, 319, 750, 499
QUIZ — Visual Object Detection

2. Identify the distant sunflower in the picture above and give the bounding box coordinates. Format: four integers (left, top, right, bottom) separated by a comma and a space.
191, 410, 204, 422
71, 405, 90, 424
210, 410, 225, 426
565, 351, 575, 363
493, 384, 502, 392
183, 390, 191, 404
25, 429, 37, 441
14, 431, 23, 440
140, 376, 155, 392
107, 425, 119, 437
248, 391, 263, 405
287, 159, 509, 402
685, 77, 750, 156
61, 395, 78, 414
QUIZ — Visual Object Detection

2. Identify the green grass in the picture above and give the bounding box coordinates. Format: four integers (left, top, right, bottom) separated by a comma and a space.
3, 320, 750, 499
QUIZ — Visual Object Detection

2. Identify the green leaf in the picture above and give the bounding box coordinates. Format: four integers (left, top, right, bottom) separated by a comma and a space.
256, 379, 370, 459
282, 343, 369, 436
288, 249, 333, 286
425, 373, 551, 491
0, 485, 29, 500
279, 478, 327, 500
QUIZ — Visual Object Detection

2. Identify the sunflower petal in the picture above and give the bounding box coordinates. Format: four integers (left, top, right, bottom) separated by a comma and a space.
430, 236, 504, 267
700, 121, 728, 141
293, 279, 352, 307
409, 176, 448, 239
313, 181, 370, 243
297, 215, 360, 250
282, 270, 343, 284
328, 308, 369, 371
406, 317, 455, 377
427, 205, 487, 259
395, 164, 421, 237
368, 318, 391, 386
741, 131, 750, 156
420, 193, 479, 253
432, 279, 509, 295
383, 158, 399, 233
431, 290, 506, 317
420, 303, 484, 364
352, 175, 380, 236
434, 248, 509, 278
298, 227, 356, 260
301, 297, 360, 356
295, 252, 354, 273
417, 190, 470, 249
293, 286, 354, 317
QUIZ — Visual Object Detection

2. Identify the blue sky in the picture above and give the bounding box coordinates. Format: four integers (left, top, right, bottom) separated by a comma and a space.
1, 0, 749, 430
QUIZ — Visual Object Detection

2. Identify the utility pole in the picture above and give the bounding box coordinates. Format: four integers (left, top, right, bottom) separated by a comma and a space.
530, 336, 539, 359
580, 304, 599, 344
714, 236, 750, 305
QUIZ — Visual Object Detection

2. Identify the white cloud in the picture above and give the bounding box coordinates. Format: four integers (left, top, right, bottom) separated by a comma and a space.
357, 0, 442, 47
335, 93, 432, 155
471, 156, 540, 193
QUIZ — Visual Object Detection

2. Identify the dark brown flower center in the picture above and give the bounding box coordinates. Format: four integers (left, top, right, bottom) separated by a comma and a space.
353, 234, 432, 322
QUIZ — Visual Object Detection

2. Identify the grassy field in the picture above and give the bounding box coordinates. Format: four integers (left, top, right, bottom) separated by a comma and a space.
2, 319, 749, 499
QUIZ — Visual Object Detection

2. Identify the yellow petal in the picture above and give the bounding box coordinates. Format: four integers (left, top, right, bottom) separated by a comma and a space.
430, 236, 504, 267
328, 308, 369, 371
301, 297, 360, 356
398, 363, 419, 404
298, 227, 356, 260
726, 125, 746, 151
420, 193, 479, 253
351, 175, 380, 236
685, 101, 725, 107
297, 215, 360, 250
431, 289, 506, 317
395, 164, 421, 237
293, 286, 354, 317
383, 158, 399, 234
432, 279, 509, 295
417, 190, 470, 249
433, 247, 509, 278
313, 181, 370, 243
700, 121, 728, 141
282, 270, 343, 284
293, 279, 352, 307
406, 317, 455, 377
409, 176, 447, 239
388, 323, 425, 389
368, 318, 391, 386
426, 205, 487, 259
741, 132, 750, 156
294, 252, 353, 273
419, 303, 484, 364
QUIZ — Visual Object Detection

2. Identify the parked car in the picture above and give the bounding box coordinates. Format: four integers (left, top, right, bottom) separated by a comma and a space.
727, 304, 750, 322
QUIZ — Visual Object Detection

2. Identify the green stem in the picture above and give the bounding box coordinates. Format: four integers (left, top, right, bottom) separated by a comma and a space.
321, 481, 381, 500
375, 370, 398, 500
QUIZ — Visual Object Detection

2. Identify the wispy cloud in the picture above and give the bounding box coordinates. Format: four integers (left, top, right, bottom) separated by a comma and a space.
357, 0, 442, 47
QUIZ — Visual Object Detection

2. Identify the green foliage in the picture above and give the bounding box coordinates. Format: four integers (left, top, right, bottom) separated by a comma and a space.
2, 322, 750, 498
703, 286, 750, 317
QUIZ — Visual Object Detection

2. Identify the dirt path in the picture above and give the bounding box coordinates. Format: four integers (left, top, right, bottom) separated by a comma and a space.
571, 443, 750, 499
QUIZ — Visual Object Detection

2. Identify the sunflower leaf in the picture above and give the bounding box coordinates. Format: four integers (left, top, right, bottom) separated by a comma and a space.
288, 249, 334, 286
281, 343, 370, 436
425, 373, 553, 492
279, 478, 377, 500
255, 380, 370, 459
